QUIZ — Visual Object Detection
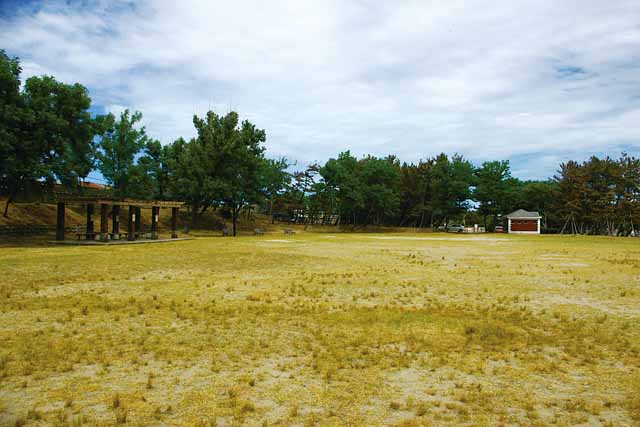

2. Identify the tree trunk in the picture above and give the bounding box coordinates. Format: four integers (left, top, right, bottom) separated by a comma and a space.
190, 203, 199, 228
232, 205, 238, 236
3, 187, 17, 218
3, 197, 11, 218
270, 195, 274, 224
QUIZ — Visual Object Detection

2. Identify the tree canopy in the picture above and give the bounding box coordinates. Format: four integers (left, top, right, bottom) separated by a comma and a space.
1, 50, 103, 216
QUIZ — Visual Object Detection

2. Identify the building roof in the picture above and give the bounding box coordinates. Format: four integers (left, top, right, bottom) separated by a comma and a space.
506, 209, 541, 219
79, 181, 110, 190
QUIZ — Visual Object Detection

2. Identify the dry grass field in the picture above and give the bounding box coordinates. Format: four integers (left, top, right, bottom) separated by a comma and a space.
1, 233, 639, 426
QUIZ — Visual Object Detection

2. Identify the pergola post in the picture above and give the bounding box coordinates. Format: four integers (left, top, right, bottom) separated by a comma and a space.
151, 206, 159, 239
171, 207, 178, 238
100, 203, 109, 241
135, 206, 142, 238
128, 205, 136, 241
112, 205, 120, 238
86, 203, 95, 240
56, 202, 65, 241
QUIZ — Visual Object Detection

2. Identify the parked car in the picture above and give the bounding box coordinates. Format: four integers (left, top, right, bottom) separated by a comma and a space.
494, 225, 504, 233
446, 224, 464, 233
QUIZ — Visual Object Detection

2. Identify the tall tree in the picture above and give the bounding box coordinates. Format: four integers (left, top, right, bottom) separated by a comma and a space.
96, 109, 153, 198
1, 51, 101, 216
397, 160, 433, 227
166, 136, 215, 226
24, 76, 98, 188
261, 157, 291, 223
319, 151, 363, 226
358, 155, 401, 225
555, 160, 586, 234
139, 139, 171, 200
474, 160, 520, 229
180, 111, 266, 235
430, 153, 474, 226
617, 153, 640, 234
0, 50, 30, 216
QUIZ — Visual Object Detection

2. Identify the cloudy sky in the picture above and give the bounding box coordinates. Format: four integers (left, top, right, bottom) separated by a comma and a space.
1, 0, 639, 179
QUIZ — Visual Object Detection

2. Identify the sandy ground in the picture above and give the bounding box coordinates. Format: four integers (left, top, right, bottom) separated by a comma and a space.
0, 233, 639, 426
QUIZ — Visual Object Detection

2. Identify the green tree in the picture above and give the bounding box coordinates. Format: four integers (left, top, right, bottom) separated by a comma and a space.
173, 111, 266, 235
617, 153, 640, 234
261, 157, 291, 223
1, 51, 101, 216
23, 76, 98, 188
397, 160, 433, 227
0, 50, 31, 216
166, 136, 216, 226
96, 109, 157, 198
139, 139, 171, 200
358, 155, 401, 225
474, 160, 521, 229
319, 151, 363, 226
430, 153, 474, 226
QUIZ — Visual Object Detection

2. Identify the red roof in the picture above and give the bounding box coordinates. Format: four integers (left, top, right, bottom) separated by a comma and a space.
80, 181, 109, 190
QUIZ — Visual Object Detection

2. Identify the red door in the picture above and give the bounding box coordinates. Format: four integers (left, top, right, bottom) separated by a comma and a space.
511, 219, 538, 232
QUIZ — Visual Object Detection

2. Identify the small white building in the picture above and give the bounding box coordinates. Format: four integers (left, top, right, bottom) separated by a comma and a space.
506, 209, 541, 234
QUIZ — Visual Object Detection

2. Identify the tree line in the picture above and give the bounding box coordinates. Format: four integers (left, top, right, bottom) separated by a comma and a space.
2, 50, 639, 235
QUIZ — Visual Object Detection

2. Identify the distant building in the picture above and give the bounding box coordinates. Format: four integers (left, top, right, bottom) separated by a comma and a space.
505, 209, 541, 234
79, 181, 110, 190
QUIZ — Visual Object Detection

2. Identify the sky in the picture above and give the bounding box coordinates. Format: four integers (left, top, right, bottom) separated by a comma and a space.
1, 0, 639, 180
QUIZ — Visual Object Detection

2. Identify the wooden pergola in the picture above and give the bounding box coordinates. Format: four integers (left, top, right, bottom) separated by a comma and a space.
54, 196, 184, 242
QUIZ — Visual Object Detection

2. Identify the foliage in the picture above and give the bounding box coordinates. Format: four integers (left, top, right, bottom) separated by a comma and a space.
96, 110, 161, 199
474, 160, 521, 229
260, 157, 291, 221
554, 154, 640, 235
1, 50, 103, 216
167, 111, 267, 234
429, 154, 475, 226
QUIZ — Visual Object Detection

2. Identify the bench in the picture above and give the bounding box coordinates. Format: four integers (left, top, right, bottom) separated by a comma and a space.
222, 228, 233, 237
283, 228, 296, 235
254, 228, 264, 235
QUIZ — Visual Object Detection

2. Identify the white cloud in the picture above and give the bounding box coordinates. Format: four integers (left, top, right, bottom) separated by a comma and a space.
1, 0, 639, 179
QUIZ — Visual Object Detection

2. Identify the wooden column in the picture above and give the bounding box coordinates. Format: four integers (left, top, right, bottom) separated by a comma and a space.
171, 207, 178, 238
112, 205, 120, 238
135, 207, 142, 238
86, 203, 95, 240
128, 205, 136, 241
56, 202, 65, 241
100, 203, 109, 241
151, 206, 159, 239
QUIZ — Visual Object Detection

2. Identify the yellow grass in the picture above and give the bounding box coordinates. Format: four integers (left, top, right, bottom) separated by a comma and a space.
1, 233, 639, 426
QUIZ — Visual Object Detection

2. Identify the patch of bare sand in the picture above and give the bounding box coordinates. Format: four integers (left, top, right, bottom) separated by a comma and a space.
535, 294, 640, 317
